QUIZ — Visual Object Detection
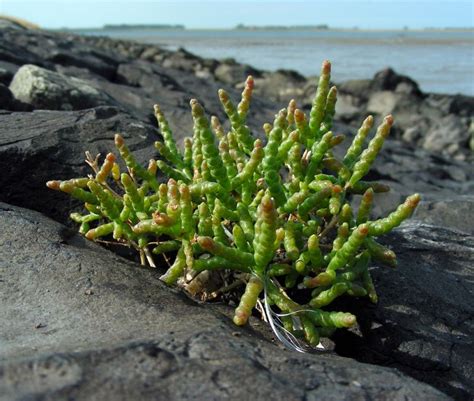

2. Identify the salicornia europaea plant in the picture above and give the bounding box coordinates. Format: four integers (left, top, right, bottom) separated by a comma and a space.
47, 60, 420, 350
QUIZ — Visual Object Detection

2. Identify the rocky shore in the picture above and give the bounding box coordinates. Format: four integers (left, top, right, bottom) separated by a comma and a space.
0, 21, 473, 401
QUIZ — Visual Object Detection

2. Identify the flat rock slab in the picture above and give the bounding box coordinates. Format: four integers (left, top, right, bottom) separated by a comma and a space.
0, 107, 159, 225
0, 203, 449, 401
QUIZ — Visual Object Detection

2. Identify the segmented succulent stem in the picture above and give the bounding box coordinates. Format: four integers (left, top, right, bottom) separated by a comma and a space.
309, 60, 331, 141
233, 275, 263, 325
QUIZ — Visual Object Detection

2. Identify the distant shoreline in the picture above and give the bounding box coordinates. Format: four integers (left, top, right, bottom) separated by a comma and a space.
57, 26, 474, 33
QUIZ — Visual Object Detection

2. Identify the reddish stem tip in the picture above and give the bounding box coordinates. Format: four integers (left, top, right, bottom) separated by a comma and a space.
246, 75, 254, 88
260, 195, 275, 212
179, 184, 190, 195
364, 187, 374, 199
344, 315, 357, 326
322, 60, 331, 74
46, 180, 60, 190
233, 309, 249, 326
358, 224, 369, 236
407, 194, 421, 208
114, 134, 124, 147
218, 89, 229, 102
198, 236, 213, 249
294, 109, 305, 122
332, 185, 342, 194
105, 153, 115, 162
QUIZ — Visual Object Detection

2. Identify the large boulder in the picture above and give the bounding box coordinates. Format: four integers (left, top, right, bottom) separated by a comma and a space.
0, 203, 451, 401
9, 64, 115, 110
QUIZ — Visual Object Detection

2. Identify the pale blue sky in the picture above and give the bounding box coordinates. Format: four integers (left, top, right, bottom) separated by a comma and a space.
0, 0, 472, 29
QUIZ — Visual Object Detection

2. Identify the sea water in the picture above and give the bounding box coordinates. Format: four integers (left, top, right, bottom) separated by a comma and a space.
76, 28, 474, 96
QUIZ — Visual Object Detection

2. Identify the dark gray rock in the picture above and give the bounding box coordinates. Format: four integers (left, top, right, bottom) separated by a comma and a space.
0, 82, 32, 111
414, 197, 474, 234
0, 27, 126, 79
0, 37, 42, 67
422, 114, 471, 158
253, 69, 307, 101
370, 67, 423, 97
0, 83, 14, 109
214, 61, 262, 85
0, 28, 57, 67
443, 94, 474, 118
366, 90, 406, 116
337, 79, 372, 99
161, 48, 204, 72
47, 47, 118, 80
332, 221, 474, 401
0, 107, 158, 224
334, 93, 362, 121
0, 203, 451, 401
98, 59, 277, 140
312, 68, 471, 161
366, 92, 472, 161
116, 61, 183, 91
54, 64, 109, 83
9, 64, 115, 110
0, 60, 19, 85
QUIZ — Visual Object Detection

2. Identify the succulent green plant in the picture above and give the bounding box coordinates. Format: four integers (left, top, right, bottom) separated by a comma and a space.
47, 60, 420, 350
